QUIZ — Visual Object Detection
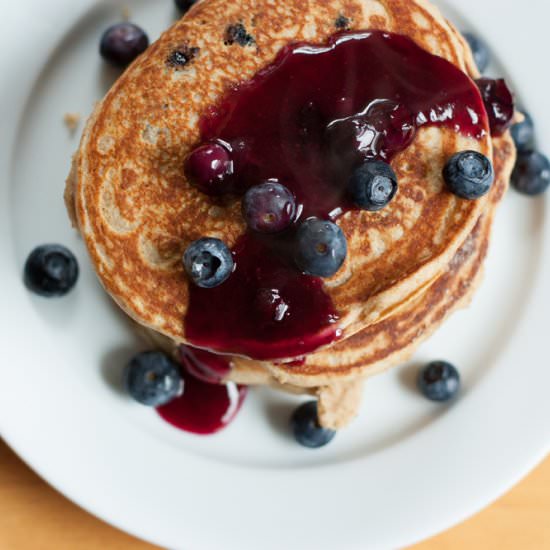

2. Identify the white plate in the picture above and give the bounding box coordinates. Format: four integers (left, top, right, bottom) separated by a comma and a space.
1, 1, 549, 548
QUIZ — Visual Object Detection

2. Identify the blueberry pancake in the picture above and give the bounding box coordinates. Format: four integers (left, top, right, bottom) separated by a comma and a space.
65, 0, 516, 429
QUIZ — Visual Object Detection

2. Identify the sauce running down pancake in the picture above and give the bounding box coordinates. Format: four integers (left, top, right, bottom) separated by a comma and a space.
68, 0, 493, 362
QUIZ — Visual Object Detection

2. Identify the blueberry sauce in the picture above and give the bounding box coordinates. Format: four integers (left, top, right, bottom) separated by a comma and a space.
179, 344, 232, 384
476, 78, 514, 136
186, 235, 341, 360
185, 30, 489, 361
156, 345, 247, 435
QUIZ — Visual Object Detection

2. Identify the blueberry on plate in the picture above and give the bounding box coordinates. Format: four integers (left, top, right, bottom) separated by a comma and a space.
291, 401, 336, 448
511, 111, 535, 153
124, 351, 183, 407
24, 244, 79, 297
184, 238, 234, 288
443, 150, 494, 200
417, 361, 460, 402
100, 23, 149, 67
294, 218, 347, 278
185, 141, 234, 196
463, 32, 490, 73
512, 150, 550, 196
242, 181, 297, 233
348, 160, 398, 211
175, 0, 197, 12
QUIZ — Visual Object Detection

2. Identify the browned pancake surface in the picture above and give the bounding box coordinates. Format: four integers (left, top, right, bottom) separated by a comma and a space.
71, 0, 492, 356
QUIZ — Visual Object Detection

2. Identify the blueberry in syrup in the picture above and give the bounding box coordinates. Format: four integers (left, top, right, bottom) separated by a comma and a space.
348, 160, 398, 211
174, 0, 197, 13
185, 141, 234, 195
325, 100, 415, 170
242, 181, 297, 233
99, 23, 149, 67
443, 150, 494, 200
511, 111, 535, 153
254, 288, 289, 323
417, 361, 460, 402
183, 238, 234, 288
24, 244, 79, 298
512, 150, 550, 196
291, 401, 336, 448
476, 78, 515, 136
294, 218, 347, 278
124, 351, 183, 407
463, 32, 490, 73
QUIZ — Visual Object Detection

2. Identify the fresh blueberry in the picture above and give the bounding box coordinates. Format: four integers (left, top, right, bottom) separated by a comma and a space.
175, 0, 197, 13
124, 351, 183, 407
512, 151, 550, 196
443, 150, 494, 200
348, 160, 398, 211
294, 218, 347, 278
291, 401, 336, 448
100, 23, 149, 67
184, 238, 234, 288
476, 78, 515, 135
242, 181, 296, 233
463, 32, 490, 73
511, 111, 535, 153
24, 244, 79, 297
417, 361, 460, 402
185, 141, 234, 195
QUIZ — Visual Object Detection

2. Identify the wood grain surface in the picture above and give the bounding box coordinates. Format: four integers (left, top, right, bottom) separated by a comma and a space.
0, 439, 548, 549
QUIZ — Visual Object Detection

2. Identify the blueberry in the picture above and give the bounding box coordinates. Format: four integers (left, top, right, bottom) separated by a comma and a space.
100, 23, 149, 67
348, 160, 398, 211
512, 150, 550, 196
443, 150, 494, 200
124, 351, 183, 407
242, 182, 296, 233
476, 78, 515, 135
417, 361, 460, 402
294, 218, 347, 278
463, 32, 490, 73
174, 0, 197, 13
511, 111, 535, 153
291, 401, 336, 448
184, 238, 234, 288
24, 244, 79, 297
185, 141, 234, 195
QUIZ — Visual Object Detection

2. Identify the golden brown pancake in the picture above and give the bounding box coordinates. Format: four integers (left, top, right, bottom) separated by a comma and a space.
230, 133, 515, 389
136, 131, 515, 428
67, 0, 494, 360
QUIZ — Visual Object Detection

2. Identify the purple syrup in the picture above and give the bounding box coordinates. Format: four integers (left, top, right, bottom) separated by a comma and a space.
185, 30, 489, 361
156, 345, 246, 435
476, 78, 515, 136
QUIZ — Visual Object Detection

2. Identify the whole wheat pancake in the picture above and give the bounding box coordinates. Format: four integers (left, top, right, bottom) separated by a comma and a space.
67, 0, 494, 361
139, 131, 515, 428
230, 133, 515, 390
230, 132, 514, 428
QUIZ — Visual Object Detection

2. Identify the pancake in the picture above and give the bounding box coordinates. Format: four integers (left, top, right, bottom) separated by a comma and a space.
67, 0, 494, 361
230, 132, 514, 426
137, 131, 515, 428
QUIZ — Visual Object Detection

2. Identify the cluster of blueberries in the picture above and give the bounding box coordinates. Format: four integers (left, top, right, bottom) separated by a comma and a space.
21, 10, 550, 449
183, 144, 494, 290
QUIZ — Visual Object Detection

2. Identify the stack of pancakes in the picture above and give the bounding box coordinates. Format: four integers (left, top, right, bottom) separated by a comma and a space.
65, 0, 516, 428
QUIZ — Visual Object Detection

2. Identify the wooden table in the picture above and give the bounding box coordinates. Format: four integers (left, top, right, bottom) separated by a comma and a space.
0, 439, 548, 549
